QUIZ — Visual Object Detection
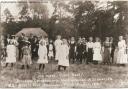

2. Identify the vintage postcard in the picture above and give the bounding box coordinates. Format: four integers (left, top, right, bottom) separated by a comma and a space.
0, 0, 128, 88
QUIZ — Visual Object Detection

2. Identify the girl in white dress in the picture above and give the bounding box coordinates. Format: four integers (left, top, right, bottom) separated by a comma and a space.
54, 35, 62, 61
93, 37, 102, 64
48, 39, 54, 60
6, 40, 17, 68
37, 37, 48, 70
116, 36, 127, 66
11, 35, 19, 61
58, 39, 69, 71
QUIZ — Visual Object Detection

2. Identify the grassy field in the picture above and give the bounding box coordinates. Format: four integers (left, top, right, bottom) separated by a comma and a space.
0, 61, 128, 88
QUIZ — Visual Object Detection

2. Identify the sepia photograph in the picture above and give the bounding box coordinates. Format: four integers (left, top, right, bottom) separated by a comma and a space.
0, 0, 128, 88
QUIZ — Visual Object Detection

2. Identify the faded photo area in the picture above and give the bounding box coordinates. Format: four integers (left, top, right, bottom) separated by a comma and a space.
0, 0, 128, 88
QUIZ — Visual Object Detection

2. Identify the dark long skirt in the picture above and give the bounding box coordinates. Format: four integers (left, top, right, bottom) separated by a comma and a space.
103, 48, 111, 64
111, 47, 115, 63
87, 48, 93, 64
77, 52, 83, 63
69, 49, 76, 63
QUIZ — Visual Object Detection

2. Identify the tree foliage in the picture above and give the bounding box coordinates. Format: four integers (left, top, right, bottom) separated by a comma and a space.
1, 1, 128, 40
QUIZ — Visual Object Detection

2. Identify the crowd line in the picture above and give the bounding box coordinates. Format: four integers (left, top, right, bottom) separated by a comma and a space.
0, 33, 128, 71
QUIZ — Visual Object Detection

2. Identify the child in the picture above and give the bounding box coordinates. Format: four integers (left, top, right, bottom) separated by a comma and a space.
37, 37, 48, 71
5, 40, 17, 68
48, 39, 54, 61
58, 39, 69, 71
21, 40, 32, 69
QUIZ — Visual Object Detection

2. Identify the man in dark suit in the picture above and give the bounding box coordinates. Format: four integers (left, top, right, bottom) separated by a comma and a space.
76, 37, 84, 64
30, 36, 39, 61
18, 33, 25, 61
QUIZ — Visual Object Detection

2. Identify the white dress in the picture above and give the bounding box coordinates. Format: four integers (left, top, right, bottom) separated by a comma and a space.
117, 40, 128, 64
54, 39, 62, 60
11, 39, 19, 60
37, 44, 48, 64
6, 45, 16, 63
93, 42, 102, 61
58, 44, 69, 67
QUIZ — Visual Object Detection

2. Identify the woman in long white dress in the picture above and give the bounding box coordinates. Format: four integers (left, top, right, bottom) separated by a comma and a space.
11, 35, 19, 61
6, 40, 17, 68
93, 37, 102, 64
58, 39, 69, 71
54, 35, 62, 61
37, 37, 48, 70
116, 36, 127, 65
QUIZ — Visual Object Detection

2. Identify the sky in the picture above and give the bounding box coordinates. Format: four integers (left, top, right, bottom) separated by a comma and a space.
0, 0, 112, 22
0, 0, 55, 21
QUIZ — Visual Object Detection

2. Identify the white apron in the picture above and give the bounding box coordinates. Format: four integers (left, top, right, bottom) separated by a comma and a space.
58, 44, 69, 66
54, 39, 62, 60
37, 44, 48, 64
93, 42, 102, 61
6, 45, 16, 63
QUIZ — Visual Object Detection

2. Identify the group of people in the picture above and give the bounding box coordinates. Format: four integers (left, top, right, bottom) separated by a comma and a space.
0, 33, 128, 71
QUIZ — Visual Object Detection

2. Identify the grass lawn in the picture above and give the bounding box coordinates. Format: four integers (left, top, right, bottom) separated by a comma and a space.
0, 61, 128, 88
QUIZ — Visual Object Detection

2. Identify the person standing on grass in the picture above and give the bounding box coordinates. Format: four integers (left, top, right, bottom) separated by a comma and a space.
113, 44, 118, 64
58, 39, 69, 71
76, 37, 84, 64
21, 37, 32, 69
86, 37, 94, 64
18, 33, 25, 61
69, 37, 76, 64
5, 40, 17, 69
93, 37, 102, 64
37, 36, 48, 71
11, 35, 19, 62
31, 36, 39, 61
48, 39, 54, 61
54, 35, 62, 61
110, 37, 115, 64
82, 37, 87, 63
116, 36, 127, 66
102, 37, 111, 65
28, 34, 34, 59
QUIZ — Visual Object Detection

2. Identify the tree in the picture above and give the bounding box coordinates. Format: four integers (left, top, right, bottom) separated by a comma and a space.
4, 8, 14, 22
49, 0, 77, 39
73, 1, 96, 37
17, 0, 49, 33
108, 1, 128, 40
